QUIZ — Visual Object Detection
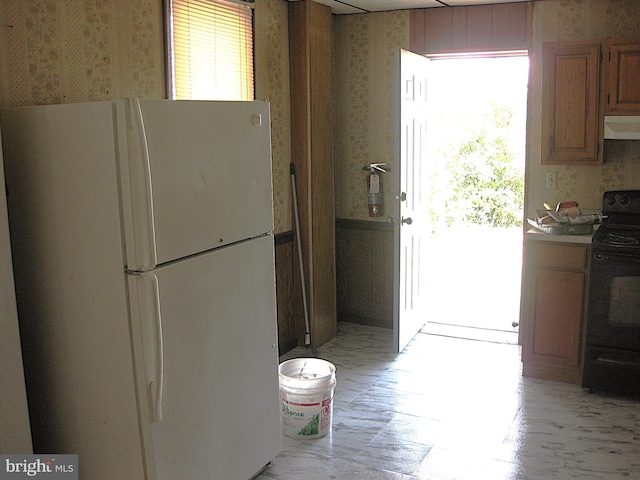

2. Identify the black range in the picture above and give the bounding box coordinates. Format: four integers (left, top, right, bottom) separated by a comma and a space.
583, 190, 640, 397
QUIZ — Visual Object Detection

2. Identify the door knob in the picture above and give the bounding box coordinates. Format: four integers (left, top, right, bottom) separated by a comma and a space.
401, 217, 413, 225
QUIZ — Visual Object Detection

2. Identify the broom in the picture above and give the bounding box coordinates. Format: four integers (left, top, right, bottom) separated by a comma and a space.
290, 163, 317, 356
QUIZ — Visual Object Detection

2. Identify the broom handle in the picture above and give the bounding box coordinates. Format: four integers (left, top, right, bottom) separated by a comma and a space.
290, 163, 311, 346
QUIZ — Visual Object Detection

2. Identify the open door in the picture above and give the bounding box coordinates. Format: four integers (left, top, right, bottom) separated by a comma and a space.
393, 49, 430, 353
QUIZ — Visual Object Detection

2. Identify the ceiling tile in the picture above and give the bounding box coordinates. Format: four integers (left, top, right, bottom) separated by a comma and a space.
287, 0, 534, 15
309, 0, 369, 14
349, 0, 445, 12
444, 0, 529, 5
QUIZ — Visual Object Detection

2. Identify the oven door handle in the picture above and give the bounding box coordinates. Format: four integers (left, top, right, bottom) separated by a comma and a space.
592, 252, 640, 262
596, 356, 639, 368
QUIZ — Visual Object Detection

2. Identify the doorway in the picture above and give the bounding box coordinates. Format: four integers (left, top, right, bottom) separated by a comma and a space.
421, 55, 529, 344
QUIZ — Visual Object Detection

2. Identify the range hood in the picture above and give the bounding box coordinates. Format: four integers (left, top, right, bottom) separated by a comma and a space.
604, 116, 640, 140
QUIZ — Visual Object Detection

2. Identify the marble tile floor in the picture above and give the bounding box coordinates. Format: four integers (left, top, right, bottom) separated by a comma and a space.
255, 322, 640, 480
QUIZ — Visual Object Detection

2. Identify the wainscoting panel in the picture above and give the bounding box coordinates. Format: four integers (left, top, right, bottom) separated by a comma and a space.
335, 219, 394, 329
275, 231, 298, 354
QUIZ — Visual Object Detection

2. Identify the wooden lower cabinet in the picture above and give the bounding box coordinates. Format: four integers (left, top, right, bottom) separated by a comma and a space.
521, 240, 590, 384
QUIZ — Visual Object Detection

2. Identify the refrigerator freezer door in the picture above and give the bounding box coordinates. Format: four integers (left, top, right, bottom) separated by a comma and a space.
127, 235, 281, 479
119, 99, 275, 270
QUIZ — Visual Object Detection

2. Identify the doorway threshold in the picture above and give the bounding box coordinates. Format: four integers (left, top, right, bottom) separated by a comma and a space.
421, 322, 519, 345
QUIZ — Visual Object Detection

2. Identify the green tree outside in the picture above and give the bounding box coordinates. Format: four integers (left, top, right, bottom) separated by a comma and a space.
430, 102, 524, 229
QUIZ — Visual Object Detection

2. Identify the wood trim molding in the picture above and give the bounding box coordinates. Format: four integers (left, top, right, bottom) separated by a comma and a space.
336, 218, 393, 233
274, 230, 294, 246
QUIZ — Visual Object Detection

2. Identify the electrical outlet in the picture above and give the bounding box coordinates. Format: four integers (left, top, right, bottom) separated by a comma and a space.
546, 172, 557, 190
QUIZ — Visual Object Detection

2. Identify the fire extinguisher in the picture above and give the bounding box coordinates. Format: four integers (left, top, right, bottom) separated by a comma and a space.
363, 163, 387, 218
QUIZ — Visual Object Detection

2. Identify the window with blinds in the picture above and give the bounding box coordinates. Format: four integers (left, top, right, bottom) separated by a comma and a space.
167, 0, 254, 101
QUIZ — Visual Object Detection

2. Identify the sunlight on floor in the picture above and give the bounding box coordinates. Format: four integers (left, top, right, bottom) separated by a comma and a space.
422, 225, 523, 339
258, 323, 640, 479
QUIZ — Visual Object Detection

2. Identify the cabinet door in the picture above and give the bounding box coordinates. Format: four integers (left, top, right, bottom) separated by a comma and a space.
541, 42, 603, 165
524, 270, 584, 362
521, 241, 589, 385
606, 39, 640, 114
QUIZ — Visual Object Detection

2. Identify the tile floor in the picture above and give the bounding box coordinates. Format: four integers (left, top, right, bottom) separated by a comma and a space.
255, 322, 640, 480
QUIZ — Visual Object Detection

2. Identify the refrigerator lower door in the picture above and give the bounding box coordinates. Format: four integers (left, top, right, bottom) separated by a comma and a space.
128, 235, 281, 480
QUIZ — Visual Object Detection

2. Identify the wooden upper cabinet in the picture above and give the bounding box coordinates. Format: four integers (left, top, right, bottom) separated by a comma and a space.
541, 41, 603, 165
606, 38, 640, 115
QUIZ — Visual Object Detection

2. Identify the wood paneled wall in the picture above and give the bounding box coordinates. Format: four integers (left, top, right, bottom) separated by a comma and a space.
336, 219, 394, 329
275, 232, 298, 355
411, 1, 532, 55
288, 0, 337, 347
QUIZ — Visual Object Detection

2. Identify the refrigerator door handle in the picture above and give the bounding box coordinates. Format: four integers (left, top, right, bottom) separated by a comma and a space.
147, 272, 164, 423
127, 98, 158, 271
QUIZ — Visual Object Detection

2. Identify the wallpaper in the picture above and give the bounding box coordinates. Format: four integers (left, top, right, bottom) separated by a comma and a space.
1, 0, 638, 230
0, 0, 292, 234
0, 0, 165, 106
526, 0, 640, 216
334, 11, 410, 222
334, 1, 640, 222
255, 0, 291, 234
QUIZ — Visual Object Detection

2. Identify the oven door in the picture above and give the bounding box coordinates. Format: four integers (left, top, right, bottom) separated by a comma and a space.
586, 250, 640, 351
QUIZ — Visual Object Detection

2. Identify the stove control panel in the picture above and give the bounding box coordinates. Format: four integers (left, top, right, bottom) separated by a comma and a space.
602, 190, 640, 214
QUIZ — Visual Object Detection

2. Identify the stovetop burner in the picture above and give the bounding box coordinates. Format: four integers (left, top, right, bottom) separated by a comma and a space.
593, 190, 640, 254
596, 229, 640, 247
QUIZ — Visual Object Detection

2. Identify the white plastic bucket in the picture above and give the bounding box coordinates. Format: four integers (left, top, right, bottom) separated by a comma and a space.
278, 358, 336, 439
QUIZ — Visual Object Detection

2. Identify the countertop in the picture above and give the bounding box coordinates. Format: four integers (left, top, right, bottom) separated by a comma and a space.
525, 227, 595, 245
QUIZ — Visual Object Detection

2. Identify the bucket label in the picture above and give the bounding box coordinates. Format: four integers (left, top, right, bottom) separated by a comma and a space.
298, 413, 320, 436
280, 392, 333, 438
320, 397, 332, 431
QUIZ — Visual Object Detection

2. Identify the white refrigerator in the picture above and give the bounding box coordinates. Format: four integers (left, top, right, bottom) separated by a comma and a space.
0, 126, 33, 453
0, 98, 282, 479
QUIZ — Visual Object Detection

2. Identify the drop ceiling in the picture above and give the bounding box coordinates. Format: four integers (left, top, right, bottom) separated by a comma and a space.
292, 0, 536, 15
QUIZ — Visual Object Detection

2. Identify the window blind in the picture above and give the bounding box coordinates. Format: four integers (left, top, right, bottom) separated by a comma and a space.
168, 0, 254, 100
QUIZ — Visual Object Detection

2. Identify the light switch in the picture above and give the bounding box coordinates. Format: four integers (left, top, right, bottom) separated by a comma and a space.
546, 172, 557, 190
